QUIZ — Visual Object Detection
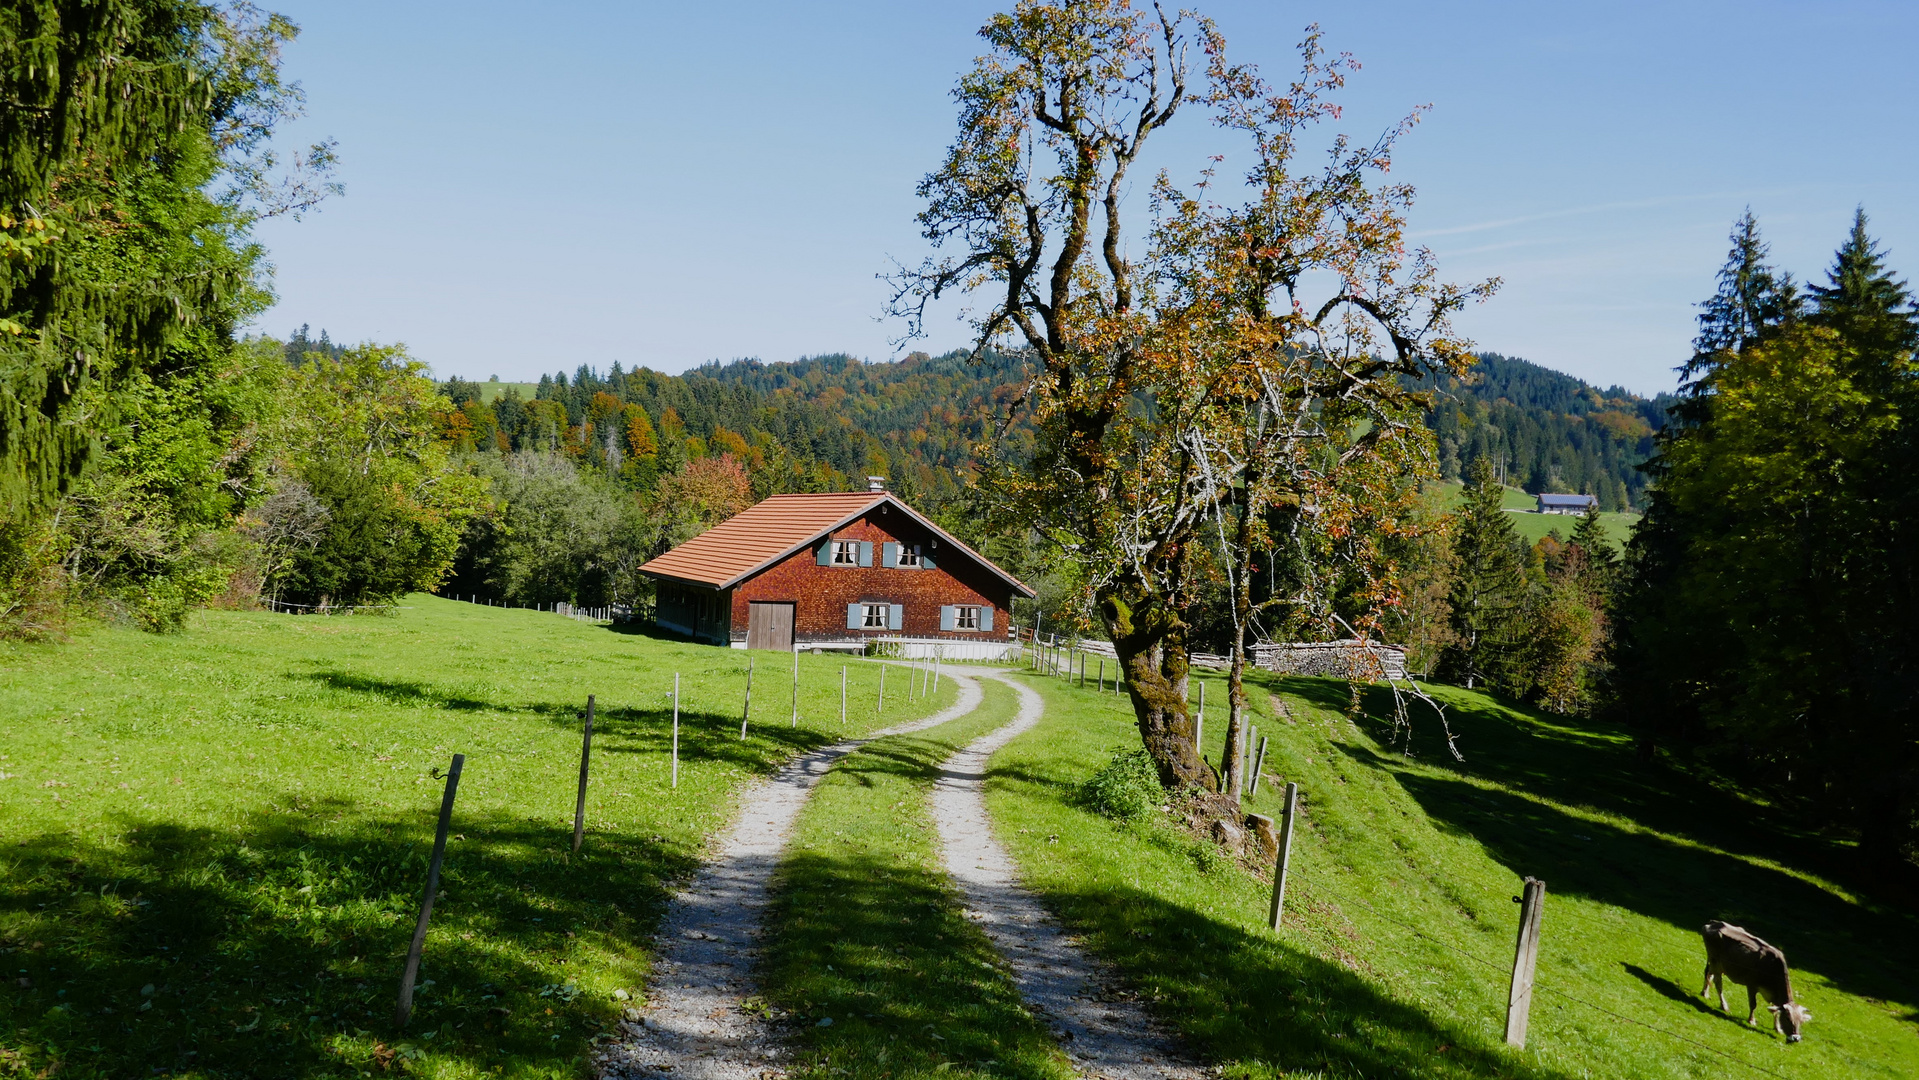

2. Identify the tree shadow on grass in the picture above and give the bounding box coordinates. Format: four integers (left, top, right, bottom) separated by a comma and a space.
0, 803, 696, 1078
299, 669, 838, 775
1342, 746, 1919, 1016
1008, 876, 1583, 1080
1270, 673, 1886, 904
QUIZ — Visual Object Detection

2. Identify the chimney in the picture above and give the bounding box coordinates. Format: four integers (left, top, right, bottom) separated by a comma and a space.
866, 475, 887, 492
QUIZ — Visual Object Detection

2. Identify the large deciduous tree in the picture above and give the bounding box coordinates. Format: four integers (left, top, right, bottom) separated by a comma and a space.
894, 1, 1490, 795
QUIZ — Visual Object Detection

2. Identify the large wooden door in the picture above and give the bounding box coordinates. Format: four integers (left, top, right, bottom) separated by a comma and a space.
746, 601, 795, 651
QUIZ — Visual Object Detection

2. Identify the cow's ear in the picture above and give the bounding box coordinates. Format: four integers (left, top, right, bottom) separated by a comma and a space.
1800, 1009, 1813, 1021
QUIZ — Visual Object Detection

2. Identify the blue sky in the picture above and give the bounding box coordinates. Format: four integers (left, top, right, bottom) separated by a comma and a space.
250, 1, 1919, 396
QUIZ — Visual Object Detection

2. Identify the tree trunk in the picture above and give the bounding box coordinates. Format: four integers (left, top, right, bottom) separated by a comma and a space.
1101, 583, 1214, 791
1220, 483, 1259, 805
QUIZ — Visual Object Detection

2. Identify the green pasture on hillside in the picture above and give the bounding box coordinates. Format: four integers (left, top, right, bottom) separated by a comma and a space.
475, 382, 541, 404
985, 667, 1917, 1079
0, 598, 953, 1079
1431, 480, 1641, 550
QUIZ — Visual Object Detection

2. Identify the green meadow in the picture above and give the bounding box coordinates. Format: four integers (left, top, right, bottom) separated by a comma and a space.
1430, 480, 1641, 550
0, 598, 952, 1079
981, 667, 1917, 1079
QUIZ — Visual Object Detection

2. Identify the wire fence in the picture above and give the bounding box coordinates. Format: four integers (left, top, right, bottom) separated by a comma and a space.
1296, 876, 1799, 1080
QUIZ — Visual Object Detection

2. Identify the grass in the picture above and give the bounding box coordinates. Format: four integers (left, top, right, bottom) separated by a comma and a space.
474, 382, 541, 404
759, 675, 1074, 1080
0, 596, 953, 1079
1429, 480, 1640, 550
984, 665, 1919, 1079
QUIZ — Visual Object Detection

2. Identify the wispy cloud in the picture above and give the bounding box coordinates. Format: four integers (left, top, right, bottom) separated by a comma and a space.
1411, 187, 1811, 241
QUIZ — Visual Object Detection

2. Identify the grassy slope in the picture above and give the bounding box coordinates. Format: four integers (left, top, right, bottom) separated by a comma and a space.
1430, 480, 1640, 551
0, 598, 952, 1080
477, 382, 541, 404
760, 676, 1075, 1079
985, 668, 1918, 1079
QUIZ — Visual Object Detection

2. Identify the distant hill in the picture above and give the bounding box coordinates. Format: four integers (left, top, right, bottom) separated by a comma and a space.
692, 349, 1673, 512
1420, 353, 1674, 511
455, 347, 1669, 514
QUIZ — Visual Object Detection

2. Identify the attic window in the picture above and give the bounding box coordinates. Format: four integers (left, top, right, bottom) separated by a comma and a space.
898, 544, 922, 568
832, 540, 860, 566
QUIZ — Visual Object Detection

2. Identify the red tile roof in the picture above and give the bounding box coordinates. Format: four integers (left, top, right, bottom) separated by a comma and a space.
637, 491, 1033, 596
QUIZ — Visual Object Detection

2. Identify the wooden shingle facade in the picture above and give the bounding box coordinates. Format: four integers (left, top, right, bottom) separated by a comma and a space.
639, 486, 1033, 654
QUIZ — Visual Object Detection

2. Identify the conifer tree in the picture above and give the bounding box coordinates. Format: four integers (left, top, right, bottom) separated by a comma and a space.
1683, 210, 1800, 396
1807, 206, 1919, 363
1569, 503, 1616, 595
1440, 457, 1527, 690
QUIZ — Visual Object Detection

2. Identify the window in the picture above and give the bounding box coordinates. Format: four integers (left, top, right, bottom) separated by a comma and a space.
954, 605, 981, 630
898, 544, 921, 568
833, 540, 860, 566
862, 603, 889, 628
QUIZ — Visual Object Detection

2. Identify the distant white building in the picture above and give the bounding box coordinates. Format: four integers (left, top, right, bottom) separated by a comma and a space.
1537, 493, 1599, 515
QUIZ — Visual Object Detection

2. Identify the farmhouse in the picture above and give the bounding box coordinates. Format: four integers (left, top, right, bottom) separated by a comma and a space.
637, 481, 1033, 657
1536, 492, 1599, 515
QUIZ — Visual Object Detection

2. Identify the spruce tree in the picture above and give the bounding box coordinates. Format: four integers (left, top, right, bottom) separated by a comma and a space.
1807, 206, 1919, 362
1440, 457, 1528, 690
1683, 210, 1800, 395
1569, 503, 1617, 596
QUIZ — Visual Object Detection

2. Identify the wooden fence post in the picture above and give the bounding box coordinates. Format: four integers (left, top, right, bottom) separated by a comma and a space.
740, 657, 753, 741
671, 674, 681, 789
840, 666, 846, 725
1097, 658, 1105, 693
1193, 681, 1205, 766
933, 653, 941, 692
1249, 735, 1269, 795
791, 646, 799, 727
1505, 877, 1547, 1049
877, 663, 886, 713
1243, 723, 1258, 796
396, 753, 463, 1027
571, 696, 595, 852
1268, 781, 1297, 931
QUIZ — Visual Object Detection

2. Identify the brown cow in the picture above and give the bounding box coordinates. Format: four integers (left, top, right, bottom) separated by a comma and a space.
1701, 920, 1812, 1041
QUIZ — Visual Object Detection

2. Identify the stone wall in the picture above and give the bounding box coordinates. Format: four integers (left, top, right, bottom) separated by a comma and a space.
1253, 640, 1407, 681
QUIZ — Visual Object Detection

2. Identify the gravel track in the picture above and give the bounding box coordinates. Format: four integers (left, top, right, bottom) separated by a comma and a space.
930, 672, 1206, 1080
599, 666, 1203, 1079
596, 669, 984, 1080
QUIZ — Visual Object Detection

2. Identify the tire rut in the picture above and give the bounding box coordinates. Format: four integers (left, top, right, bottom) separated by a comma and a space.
597, 669, 985, 1080
929, 672, 1207, 1080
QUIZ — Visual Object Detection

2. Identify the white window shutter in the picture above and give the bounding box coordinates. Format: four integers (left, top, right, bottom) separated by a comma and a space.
882, 542, 898, 568
921, 548, 936, 571
859, 541, 873, 567
940, 605, 955, 632
817, 539, 834, 566
888, 604, 903, 630
980, 607, 994, 631
847, 603, 862, 630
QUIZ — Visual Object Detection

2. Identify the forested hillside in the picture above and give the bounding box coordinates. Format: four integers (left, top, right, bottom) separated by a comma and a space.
1424, 353, 1673, 509
682, 348, 1668, 510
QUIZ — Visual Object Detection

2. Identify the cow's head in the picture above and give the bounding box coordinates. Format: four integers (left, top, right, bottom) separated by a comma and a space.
1769, 1002, 1813, 1042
